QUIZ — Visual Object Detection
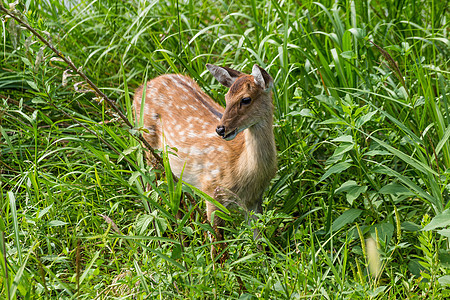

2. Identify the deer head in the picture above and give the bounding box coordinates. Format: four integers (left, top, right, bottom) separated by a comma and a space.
206, 64, 274, 141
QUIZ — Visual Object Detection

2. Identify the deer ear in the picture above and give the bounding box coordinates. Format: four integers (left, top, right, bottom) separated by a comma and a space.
252, 64, 274, 91
206, 64, 242, 88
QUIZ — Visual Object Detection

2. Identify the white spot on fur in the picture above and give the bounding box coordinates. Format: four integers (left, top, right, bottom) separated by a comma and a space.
146, 87, 157, 98
204, 146, 216, 153
190, 147, 202, 155
204, 132, 218, 138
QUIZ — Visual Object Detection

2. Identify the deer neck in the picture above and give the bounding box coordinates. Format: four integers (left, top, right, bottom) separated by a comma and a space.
236, 117, 277, 185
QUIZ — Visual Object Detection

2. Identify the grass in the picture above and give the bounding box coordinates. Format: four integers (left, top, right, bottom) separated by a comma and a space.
1, 0, 449, 298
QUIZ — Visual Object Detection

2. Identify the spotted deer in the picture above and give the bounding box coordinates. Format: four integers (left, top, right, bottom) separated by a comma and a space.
134, 64, 277, 254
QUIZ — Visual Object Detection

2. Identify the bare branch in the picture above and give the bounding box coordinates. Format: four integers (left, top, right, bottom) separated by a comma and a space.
0, 5, 208, 224
0, 4, 163, 164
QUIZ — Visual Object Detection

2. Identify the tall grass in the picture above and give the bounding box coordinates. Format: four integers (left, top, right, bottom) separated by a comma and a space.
1, 0, 449, 298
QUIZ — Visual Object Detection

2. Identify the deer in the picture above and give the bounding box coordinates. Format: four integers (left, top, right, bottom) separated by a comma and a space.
133, 64, 277, 257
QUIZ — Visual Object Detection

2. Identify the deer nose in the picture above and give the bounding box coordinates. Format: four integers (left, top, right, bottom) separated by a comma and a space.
216, 125, 226, 137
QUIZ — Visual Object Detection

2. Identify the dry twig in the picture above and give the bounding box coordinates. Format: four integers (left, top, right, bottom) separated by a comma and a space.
0, 5, 208, 224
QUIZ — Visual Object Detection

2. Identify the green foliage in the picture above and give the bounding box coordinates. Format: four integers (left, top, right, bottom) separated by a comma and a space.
1, 0, 449, 298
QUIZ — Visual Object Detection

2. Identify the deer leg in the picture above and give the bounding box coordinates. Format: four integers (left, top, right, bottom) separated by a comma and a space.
248, 201, 264, 250
213, 187, 246, 213
214, 187, 264, 243
206, 201, 227, 263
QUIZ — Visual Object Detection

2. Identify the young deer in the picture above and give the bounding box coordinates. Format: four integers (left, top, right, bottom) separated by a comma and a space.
134, 64, 277, 254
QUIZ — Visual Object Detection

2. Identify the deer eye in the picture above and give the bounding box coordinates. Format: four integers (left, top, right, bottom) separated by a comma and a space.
241, 97, 252, 105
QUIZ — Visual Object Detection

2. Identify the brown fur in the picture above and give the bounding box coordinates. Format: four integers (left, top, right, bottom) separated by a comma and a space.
134, 65, 277, 254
